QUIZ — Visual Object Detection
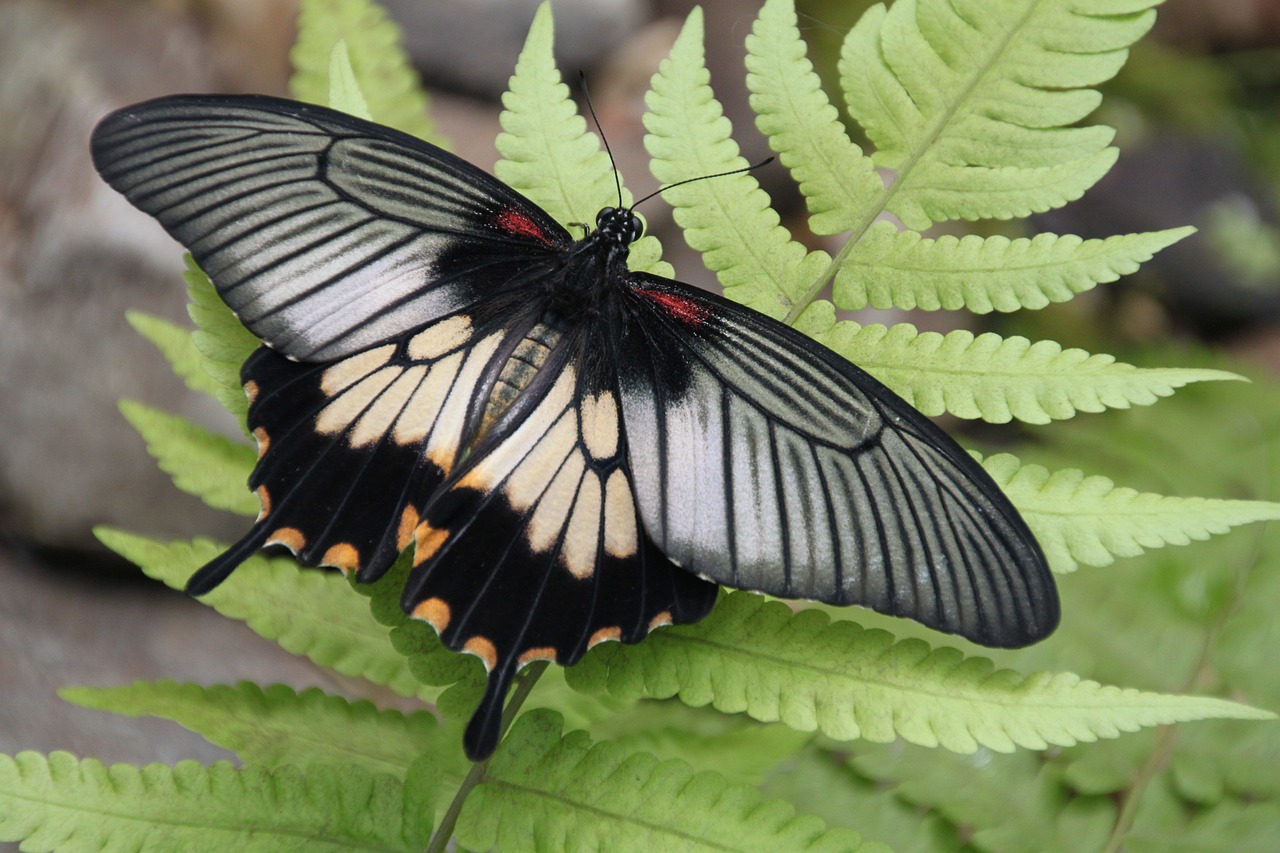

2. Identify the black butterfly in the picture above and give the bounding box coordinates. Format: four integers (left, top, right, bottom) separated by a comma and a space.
91, 94, 1058, 760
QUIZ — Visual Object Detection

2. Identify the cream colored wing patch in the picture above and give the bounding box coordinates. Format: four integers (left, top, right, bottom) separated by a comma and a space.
453, 370, 637, 580
311, 316, 502, 475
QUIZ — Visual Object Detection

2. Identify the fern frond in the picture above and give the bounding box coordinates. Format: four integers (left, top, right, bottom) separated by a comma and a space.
565, 592, 1272, 754
586, 700, 811, 787
91, 529, 443, 701
325, 41, 373, 120
745, 0, 882, 237
840, 0, 1156, 229
349, 550, 486, 717
761, 744, 955, 849
817, 321, 1242, 423
646, 7, 829, 318
455, 711, 872, 853
289, 0, 435, 141
835, 223, 1195, 313
184, 259, 257, 429
0, 753, 426, 852
59, 681, 462, 780
984, 454, 1280, 573
117, 401, 256, 516
125, 312, 223, 400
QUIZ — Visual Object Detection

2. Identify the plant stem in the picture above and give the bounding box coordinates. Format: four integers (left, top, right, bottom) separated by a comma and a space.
424, 661, 550, 853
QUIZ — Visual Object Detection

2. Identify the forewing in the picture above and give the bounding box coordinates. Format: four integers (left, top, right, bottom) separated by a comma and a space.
185, 308, 512, 595
90, 94, 570, 361
399, 341, 718, 759
616, 276, 1058, 648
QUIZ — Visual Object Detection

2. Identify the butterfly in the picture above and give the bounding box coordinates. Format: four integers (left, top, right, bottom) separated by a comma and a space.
91, 94, 1059, 760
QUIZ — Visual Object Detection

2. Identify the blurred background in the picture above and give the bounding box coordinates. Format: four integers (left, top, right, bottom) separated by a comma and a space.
1, 0, 1278, 818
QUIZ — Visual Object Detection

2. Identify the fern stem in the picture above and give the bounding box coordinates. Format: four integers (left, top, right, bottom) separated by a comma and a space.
424, 661, 550, 853
783, 0, 1037, 327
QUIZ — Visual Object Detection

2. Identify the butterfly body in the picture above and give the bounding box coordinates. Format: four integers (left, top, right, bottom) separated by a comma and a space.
91, 94, 1058, 760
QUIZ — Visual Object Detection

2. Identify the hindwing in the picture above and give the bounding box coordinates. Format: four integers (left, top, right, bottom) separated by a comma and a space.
186, 309, 507, 594
398, 334, 718, 759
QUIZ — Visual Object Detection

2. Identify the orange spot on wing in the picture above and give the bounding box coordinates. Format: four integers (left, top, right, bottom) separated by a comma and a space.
412, 523, 450, 566
397, 505, 420, 551
518, 647, 558, 666
255, 486, 272, 521
588, 626, 622, 648
266, 527, 306, 553
252, 427, 270, 460
463, 636, 498, 671
321, 543, 360, 575
411, 597, 451, 632
244, 380, 260, 405
648, 611, 673, 630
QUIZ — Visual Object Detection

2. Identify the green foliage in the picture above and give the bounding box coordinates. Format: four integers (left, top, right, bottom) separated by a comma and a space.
125, 310, 224, 400
814, 321, 1241, 423
833, 223, 1194, 314
289, 0, 436, 141
839, 0, 1137, 230
91, 529, 431, 701
58, 681, 459, 780
455, 711, 879, 853
648, 6, 831, 319
988, 453, 1280, 572
0, 753, 434, 852
565, 590, 1268, 753
184, 259, 258, 430
5, 0, 1276, 851
117, 400, 257, 516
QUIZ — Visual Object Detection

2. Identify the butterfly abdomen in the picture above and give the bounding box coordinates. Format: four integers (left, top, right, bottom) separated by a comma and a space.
472, 321, 565, 448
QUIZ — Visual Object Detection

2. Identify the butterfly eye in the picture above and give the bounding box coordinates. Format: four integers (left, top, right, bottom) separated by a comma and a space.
629, 215, 643, 243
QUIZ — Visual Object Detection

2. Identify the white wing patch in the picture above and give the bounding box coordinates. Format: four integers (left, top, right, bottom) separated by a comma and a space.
312, 322, 502, 476
455, 373, 637, 579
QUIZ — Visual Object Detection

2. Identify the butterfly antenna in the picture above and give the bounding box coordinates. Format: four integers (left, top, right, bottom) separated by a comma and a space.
631, 156, 775, 210
579, 71, 624, 210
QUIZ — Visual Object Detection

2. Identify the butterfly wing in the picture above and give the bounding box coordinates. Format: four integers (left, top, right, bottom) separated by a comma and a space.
399, 328, 718, 759
615, 275, 1058, 648
90, 94, 571, 361
184, 306, 522, 594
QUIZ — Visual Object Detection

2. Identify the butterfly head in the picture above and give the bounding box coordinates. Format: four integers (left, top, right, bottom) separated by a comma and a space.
595, 207, 643, 248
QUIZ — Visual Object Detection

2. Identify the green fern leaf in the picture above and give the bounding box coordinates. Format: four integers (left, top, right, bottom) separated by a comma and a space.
761, 744, 959, 850
585, 700, 811, 787
91, 528, 439, 701
0, 753, 426, 852
745, 0, 882, 237
835, 223, 1195, 313
846, 740, 1093, 853
348, 549, 485, 716
984, 454, 1280, 573
117, 400, 256, 516
646, 7, 829, 318
840, 0, 1155, 229
565, 592, 1272, 753
493, 3, 669, 277
325, 40, 372, 120
455, 711, 875, 853
289, 0, 435, 141
58, 681, 462, 780
817, 321, 1242, 423
184, 258, 257, 429
125, 311, 223, 400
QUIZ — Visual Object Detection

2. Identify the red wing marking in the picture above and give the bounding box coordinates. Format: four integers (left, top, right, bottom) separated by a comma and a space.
492, 207, 554, 246
634, 288, 710, 327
